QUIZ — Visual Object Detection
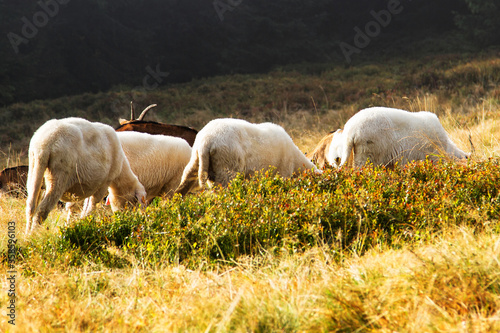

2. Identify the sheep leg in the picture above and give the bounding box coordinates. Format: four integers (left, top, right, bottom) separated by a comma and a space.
31, 183, 67, 232
175, 151, 200, 196
65, 202, 76, 222
80, 186, 108, 218
80, 198, 92, 218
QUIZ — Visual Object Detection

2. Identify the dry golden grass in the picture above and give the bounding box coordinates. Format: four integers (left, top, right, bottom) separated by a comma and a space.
2, 224, 499, 332
328, 227, 500, 332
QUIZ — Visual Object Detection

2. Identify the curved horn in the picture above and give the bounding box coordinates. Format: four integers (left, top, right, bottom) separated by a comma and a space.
130, 101, 135, 120
137, 104, 157, 121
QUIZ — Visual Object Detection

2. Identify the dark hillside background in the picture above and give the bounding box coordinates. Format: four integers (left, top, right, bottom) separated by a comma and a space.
0, 0, 498, 106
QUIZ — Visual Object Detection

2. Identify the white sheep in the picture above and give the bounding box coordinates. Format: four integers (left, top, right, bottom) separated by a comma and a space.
333, 107, 469, 168
175, 118, 319, 195
25, 117, 147, 233
106, 131, 192, 207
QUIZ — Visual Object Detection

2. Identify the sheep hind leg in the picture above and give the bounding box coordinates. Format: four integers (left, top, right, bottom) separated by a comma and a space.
31, 184, 68, 232
80, 186, 108, 218
176, 173, 198, 196
175, 156, 200, 196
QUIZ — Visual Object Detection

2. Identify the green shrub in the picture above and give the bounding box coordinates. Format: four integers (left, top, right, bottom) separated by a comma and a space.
15, 159, 500, 270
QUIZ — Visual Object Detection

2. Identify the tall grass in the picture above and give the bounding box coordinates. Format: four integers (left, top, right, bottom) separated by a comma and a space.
1, 226, 499, 331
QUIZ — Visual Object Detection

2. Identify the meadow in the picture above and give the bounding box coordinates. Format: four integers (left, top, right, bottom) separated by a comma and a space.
1, 51, 500, 332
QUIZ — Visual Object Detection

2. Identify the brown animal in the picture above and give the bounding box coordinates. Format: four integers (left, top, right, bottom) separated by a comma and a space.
307, 131, 335, 169
0, 165, 66, 209
0, 165, 29, 197
116, 103, 198, 146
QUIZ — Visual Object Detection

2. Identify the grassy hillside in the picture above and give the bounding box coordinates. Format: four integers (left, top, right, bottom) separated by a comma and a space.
1, 50, 499, 166
0, 52, 500, 331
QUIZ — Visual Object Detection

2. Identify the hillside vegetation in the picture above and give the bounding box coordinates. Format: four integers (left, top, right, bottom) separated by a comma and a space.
1, 51, 500, 165
1, 0, 479, 104
1, 53, 500, 331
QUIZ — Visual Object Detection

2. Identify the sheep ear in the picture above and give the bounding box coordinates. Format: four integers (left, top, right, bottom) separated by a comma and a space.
105, 196, 111, 206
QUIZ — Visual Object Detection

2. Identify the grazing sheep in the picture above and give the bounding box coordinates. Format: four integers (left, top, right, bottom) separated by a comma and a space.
25, 117, 147, 233
335, 107, 469, 168
175, 118, 318, 195
106, 131, 192, 207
